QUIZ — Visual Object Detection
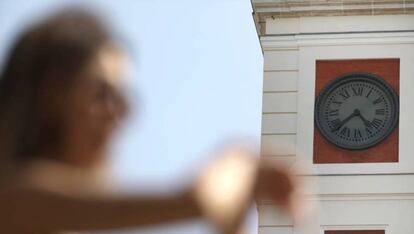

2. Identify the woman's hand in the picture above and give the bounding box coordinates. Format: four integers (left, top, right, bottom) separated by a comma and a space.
255, 161, 297, 216
192, 147, 257, 234
192, 146, 303, 234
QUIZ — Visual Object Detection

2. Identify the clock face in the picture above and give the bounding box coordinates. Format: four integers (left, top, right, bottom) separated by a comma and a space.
315, 73, 399, 150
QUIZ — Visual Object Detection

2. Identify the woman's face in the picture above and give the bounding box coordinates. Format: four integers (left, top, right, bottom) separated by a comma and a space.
59, 45, 129, 167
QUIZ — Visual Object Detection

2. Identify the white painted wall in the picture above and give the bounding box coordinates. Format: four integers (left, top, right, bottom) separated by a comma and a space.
260, 14, 414, 234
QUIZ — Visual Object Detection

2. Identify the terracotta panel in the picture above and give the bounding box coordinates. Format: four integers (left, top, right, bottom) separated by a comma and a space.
313, 59, 399, 164
325, 230, 385, 234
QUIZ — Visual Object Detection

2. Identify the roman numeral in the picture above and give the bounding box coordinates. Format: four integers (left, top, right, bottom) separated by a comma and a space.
340, 127, 350, 137
373, 97, 383, 105
332, 100, 343, 105
375, 109, 385, 115
329, 109, 339, 117
339, 89, 350, 100
352, 86, 363, 96
371, 118, 383, 129
366, 88, 373, 98
354, 129, 363, 138
330, 119, 341, 130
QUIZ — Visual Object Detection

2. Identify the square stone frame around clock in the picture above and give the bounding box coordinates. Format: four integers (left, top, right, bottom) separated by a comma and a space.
313, 59, 399, 164
293, 39, 414, 175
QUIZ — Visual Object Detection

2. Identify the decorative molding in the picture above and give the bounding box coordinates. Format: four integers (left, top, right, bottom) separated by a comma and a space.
258, 193, 414, 204
260, 31, 414, 50
251, 0, 414, 36
252, 0, 414, 17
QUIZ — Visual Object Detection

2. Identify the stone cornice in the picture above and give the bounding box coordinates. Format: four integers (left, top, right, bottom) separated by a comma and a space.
253, 0, 414, 17
252, 0, 414, 36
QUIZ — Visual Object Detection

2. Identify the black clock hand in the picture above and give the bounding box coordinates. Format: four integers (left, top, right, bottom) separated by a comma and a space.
357, 112, 372, 128
331, 109, 358, 132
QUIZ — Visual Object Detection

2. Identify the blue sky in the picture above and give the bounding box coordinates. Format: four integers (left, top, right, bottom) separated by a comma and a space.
0, 0, 263, 233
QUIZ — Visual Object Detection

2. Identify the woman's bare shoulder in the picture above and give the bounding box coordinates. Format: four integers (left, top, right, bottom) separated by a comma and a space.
0, 159, 114, 233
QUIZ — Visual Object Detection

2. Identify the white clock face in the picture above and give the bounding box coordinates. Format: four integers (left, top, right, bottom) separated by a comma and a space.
315, 73, 399, 150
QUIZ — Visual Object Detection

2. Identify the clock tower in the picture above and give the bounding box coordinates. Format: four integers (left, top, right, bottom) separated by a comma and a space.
252, 1, 414, 234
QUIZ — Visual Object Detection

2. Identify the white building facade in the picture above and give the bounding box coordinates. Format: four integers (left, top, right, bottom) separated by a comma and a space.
253, 1, 414, 234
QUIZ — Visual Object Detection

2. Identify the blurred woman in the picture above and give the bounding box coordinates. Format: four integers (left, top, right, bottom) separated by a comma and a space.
0, 10, 298, 234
